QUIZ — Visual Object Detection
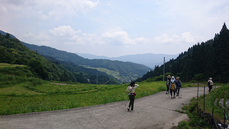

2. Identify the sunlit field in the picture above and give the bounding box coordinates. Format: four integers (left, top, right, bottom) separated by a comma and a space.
0, 81, 167, 115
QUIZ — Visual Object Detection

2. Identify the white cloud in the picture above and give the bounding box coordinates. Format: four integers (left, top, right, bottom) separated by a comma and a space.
181, 32, 196, 43
156, 0, 229, 28
3, 0, 229, 57
101, 31, 147, 45
21, 28, 148, 49
154, 34, 178, 44
50, 25, 81, 37
47, 0, 99, 19
21, 31, 51, 46
154, 32, 200, 44
22, 33, 35, 38
0, 0, 99, 20
135, 37, 148, 42
37, 11, 48, 20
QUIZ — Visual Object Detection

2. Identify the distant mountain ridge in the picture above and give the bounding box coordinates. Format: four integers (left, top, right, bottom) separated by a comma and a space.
0, 30, 149, 83
21, 42, 151, 82
0, 30, 177, 69
0, 30, 16, 38
0, 29, 175, 82
77, 53, 178, 68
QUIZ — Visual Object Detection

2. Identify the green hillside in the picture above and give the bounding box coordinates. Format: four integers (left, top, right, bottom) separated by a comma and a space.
0, 33, 118, 84
22, 42, 151, 82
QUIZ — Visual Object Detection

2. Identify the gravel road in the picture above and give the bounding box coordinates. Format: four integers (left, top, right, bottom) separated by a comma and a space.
0, 87, 208, 129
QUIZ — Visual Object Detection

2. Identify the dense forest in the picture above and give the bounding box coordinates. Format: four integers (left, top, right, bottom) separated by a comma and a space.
136, 23, 229, 83
0, 33, 119, 84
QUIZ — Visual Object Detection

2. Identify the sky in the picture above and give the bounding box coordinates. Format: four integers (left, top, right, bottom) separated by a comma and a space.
1, 0, 229, 57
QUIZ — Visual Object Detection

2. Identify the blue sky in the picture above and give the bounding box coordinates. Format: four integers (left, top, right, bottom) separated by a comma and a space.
1, 0, 229, 57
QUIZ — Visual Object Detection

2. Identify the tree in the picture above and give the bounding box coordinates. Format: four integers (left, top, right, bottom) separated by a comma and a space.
60, 70, 69, 82
0, 47, 14, 63
6, 33, 10, 39
210, 23, 229, 82
15, 57, 28, 65
29, 59, 48, 79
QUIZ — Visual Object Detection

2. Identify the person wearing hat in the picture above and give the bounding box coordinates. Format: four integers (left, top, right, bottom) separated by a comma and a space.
126, 81, 139, 111
166, 75, 171, 94
208, 77, 213, 92
169, 76, 177, 98
175, 77, 181, 96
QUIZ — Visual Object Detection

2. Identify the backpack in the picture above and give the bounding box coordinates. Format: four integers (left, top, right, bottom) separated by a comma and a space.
171, 82, 175, 90
127, 86, 133, 92
166, 79, 170, 86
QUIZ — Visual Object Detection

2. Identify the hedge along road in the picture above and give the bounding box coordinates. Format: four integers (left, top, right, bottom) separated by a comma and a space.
0, 87, 209, 129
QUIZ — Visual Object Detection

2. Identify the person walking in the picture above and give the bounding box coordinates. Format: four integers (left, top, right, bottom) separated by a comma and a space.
166, 75, 171, 94
175, 77, 181, 96
169, 76, 176, 99
126, 81, 139, 111
208, 77, 213, 92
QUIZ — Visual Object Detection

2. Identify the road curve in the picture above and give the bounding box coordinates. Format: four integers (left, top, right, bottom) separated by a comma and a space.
0, 87, 209, 129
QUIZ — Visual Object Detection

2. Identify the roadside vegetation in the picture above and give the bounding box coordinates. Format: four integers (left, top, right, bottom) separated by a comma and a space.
178, 97, 212, 129
178, 85, 229, 129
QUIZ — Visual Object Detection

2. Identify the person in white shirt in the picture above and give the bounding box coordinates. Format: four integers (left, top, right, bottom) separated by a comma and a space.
208, 77, 213, 92
126, 81, 139, 111
166, 75, 171, 94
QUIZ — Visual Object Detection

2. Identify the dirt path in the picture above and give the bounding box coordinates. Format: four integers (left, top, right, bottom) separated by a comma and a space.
51, 82, 68, 85
0, 87, 209, 129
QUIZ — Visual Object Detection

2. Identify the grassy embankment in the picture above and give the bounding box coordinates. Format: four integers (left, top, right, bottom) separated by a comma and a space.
178, 84, 229, 129
198, 84, 229, 122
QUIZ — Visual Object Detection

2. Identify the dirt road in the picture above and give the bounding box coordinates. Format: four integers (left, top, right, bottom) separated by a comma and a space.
0, 87, 208, 129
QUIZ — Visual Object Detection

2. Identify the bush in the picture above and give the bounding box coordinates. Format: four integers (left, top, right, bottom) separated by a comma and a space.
178, 121, 191, 129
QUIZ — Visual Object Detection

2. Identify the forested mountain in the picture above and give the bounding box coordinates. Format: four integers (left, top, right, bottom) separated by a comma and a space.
43, 55, 118, 84
136, 23, 229, 83
0, 30, 16, 38
77, 53, 178, 69
22, 42, 151, 82
0, 32, 119, 84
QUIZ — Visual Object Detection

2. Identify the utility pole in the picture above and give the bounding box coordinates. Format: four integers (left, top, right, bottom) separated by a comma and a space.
119, 70, 123, 83
163, 57, 165, 81
96, 72, 98, 84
